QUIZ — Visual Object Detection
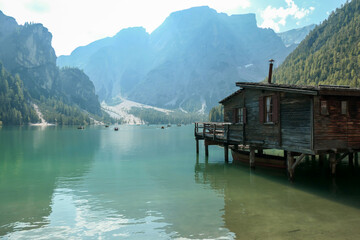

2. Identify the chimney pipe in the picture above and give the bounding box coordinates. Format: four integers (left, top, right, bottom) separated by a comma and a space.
268, 59, 274, 84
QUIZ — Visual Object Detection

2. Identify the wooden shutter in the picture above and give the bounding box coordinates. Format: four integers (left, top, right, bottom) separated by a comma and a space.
259, 97, 264, 123
272, 94, 279, 124
243, 107, 247, 124
232, 108, 237, 123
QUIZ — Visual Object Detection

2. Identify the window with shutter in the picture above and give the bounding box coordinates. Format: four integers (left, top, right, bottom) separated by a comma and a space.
320, 100, 329, 115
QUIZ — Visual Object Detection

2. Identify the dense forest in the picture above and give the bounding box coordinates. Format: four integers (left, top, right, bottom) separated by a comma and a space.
0, 63, 38, 125
272, 0, 360, 86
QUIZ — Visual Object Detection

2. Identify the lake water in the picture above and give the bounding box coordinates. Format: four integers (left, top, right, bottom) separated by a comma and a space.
1, 125, 360, 239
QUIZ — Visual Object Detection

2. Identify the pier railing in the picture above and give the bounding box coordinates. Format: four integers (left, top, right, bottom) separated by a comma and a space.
194, 122, 232, 142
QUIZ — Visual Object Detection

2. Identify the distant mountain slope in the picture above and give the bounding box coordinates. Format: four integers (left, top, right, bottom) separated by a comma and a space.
272, 0, 360, 86
0, 10, 102, 124
58, 6, 295, 112
277, 24, 316, 47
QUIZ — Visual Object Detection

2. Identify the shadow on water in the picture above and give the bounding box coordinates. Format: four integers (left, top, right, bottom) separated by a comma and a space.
0, 126, 100, 236
195, 157, 360, 239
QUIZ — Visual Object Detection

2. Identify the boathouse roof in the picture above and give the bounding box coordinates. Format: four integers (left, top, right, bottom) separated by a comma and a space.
220, 82, 360, 103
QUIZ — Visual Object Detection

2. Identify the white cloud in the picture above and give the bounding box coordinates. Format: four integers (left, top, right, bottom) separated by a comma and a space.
0, 0, 251, 56
259, 0, 314, 32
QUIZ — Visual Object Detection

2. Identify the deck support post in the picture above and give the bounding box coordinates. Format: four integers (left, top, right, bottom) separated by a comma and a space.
287, 152, 294, 180
349, 152, 354, 167
249, 147, 255, 168
224, 145, 229, 163
329, 153, 337, 176
196, 139, 199, 154
319, 154, 325, 167
355, 152, 359, 167
205, 140, 209, 157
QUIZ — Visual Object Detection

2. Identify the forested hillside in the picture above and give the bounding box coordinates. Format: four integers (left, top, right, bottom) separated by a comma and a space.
272, 0, 360, 86
0, 11, 104, 125
0, 63, 38, 124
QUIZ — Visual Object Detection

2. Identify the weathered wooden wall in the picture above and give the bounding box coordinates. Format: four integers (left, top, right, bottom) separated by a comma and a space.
223, 89, 313, 153
280, 93, 312, 153
314, 96, 360, 152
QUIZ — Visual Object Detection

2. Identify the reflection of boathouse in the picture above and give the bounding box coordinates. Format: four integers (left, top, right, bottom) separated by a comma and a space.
195, 62, 360, 179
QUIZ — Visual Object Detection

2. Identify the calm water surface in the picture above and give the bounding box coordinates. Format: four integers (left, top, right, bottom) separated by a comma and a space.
1, 125, 360, 239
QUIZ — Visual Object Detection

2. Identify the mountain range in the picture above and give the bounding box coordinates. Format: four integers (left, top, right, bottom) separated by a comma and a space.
58, 6, 314, 113
0, 10, 103, 125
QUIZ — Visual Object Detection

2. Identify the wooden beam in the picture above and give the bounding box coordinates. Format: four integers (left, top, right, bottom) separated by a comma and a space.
224, 145, 229, 163
196, 139, 199, 154
291, 153, 306, 171
329, 153, 336, 176
349, 152, 354, 167
205, 140, 209, 157
249, 147, 255, 168
287, 151, 294, 180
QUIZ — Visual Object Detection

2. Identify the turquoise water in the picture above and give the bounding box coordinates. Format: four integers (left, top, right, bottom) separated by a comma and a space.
1, 125, 360, 239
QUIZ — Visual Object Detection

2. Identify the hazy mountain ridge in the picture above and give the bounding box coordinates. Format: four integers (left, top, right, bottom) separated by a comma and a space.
0, 10, 103, 124
277, 24, 316, 47
58, 6, 297, 112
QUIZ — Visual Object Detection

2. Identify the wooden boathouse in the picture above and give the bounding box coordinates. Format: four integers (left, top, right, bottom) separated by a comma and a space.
195, 68, 360, 179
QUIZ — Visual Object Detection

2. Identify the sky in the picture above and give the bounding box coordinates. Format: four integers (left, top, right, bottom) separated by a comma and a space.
0, 0, 348, 56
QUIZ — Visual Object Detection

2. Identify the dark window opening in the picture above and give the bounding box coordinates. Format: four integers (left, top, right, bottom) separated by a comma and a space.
341, 101, 348, 115
320, 100, 329, 115
265, 96, 273, 123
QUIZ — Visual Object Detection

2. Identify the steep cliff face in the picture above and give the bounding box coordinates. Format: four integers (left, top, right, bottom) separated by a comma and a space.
58, 6, 294, 112
0, 10, 102, 121
58, 68, 101, 115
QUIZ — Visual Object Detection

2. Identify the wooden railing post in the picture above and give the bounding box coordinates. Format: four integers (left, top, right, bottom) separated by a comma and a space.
213, 124, 216, 140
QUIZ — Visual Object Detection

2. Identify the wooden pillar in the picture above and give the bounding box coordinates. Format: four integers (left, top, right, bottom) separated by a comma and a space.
311, 155, 316, 161
287, 151, 294, 180
196, 139, 199, 154
349, 152, 354, 167
249, 147, 255, 168
355, 152, 359, 167
205, 140, 209, 157
329, 153, 336, 176
224, 145, 229, 163
258, 149, 263, 155
284, 150, 288, 158
319, 154, 325, 167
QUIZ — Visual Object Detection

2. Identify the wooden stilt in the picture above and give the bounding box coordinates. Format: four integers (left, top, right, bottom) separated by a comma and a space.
311, 155, 316, 161
284, 150, 288, 158
349, 152, 354, 167
355, 152, 359, 167
258, 149, 263, 155
319, 154, 325, 167
287, 151, 294, 180
196, 139, 199, 154
205, 140, 209, 157
224, 145, 229, 163
249, 147, 255, 168
329, 153, 337, 176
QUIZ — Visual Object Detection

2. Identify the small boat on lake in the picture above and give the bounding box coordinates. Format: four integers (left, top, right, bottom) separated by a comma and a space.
161, 126, 165, 129
77, 126, 85, 130
114, 127, 119, 131
105, 125, 109, 128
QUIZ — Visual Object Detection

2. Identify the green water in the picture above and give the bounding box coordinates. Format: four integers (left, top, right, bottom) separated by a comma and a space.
1, 125, 360, 239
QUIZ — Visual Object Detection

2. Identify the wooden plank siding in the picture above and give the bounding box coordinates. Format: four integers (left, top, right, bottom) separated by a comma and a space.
223, 89, 313, 153
313, 96, 360, 152
208, 83, 360, 155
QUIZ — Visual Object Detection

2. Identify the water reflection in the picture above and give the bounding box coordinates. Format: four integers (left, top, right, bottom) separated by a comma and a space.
195, 160, 360, 239
0, 126, 100, 236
